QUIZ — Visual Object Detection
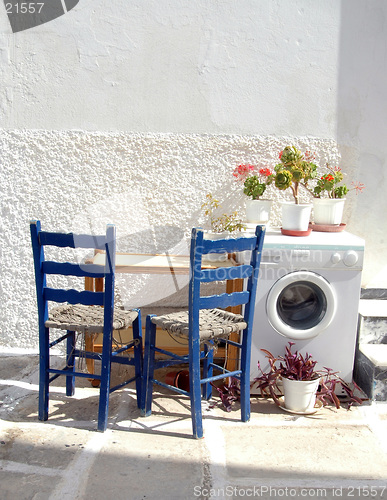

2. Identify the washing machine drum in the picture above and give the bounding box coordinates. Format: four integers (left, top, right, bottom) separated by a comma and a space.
266, 271, 337, 340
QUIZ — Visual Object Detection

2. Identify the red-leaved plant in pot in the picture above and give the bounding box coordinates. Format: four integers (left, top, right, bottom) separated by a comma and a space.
254, 342, 363, 411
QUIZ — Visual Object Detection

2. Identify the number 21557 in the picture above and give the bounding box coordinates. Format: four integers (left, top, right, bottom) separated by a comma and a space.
5, 3, 44, 14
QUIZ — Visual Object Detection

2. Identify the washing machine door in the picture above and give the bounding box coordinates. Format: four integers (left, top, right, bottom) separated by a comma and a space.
266, 271, 336, 340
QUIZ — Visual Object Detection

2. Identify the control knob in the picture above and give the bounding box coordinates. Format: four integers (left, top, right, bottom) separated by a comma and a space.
343, 250, 358, 267
331, 252, 341, 264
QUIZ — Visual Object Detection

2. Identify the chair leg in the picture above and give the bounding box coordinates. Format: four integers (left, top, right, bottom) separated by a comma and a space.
38, 326, 50, 421
140, 315, 156, 417
239, 334, 251, 423
66, 330, 76, 397
202, 343, 213, 401
132, 311, 143, 408
189, 338, 204, 439
97, 328, 113, 432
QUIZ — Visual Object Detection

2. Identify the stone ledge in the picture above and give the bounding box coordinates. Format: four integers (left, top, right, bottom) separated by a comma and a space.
354, 344, 387, 401
360, 344, 387, 368
359, 299, 387, 318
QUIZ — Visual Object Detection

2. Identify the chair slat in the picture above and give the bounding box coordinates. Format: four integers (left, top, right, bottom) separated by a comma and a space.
44, 287, 104, 306
42, 261, 105, 278
202, 235, 257, 254
199, 291, 250, 309
39, 231, 106, 249
199, 264, 252, 283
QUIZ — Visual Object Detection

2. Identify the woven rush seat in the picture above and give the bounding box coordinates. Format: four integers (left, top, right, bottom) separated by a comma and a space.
151, 308, 247, 342
46, 304, 139, 334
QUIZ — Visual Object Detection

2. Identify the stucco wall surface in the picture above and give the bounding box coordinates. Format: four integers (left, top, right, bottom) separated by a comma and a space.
0, 0, 340, 136
0, 0, 387, 348
1, 130, 340, 349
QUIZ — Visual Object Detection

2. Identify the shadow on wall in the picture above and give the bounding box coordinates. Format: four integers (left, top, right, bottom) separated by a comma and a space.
337, 0, 387, 286
4, 0, 79, 33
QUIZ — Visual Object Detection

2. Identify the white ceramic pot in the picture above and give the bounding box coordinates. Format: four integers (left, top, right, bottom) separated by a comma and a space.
282, 377, 320, 412
246, 199, 273, 224
281, 202, 312, 231
313, 198, 346, 225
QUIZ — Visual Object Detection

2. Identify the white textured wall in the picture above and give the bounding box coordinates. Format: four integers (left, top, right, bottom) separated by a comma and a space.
1, 0, 387, 348
1, 131, 340, 348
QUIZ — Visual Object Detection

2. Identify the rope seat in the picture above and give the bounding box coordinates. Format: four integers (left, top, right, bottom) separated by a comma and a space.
45, 304, 138, 334
151, 308, 247, 342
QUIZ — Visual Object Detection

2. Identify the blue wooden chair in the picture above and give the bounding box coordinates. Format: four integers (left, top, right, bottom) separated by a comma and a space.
30, 220, 142, 432
140, 226, 265, 438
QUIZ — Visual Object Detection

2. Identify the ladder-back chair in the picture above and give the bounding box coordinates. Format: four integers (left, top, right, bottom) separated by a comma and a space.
30, 220, 142, 431
140, 226, 265, 438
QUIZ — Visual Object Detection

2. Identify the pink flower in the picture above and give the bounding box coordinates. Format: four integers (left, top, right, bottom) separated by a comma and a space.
351, 181, 365, 194
304, 150, 316, 162
233, 164, 255, 182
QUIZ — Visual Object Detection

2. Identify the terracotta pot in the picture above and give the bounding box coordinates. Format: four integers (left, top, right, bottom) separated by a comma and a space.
165, 370, 190, 391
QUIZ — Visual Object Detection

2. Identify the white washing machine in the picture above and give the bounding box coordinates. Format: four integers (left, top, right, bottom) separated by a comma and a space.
250, 229, 365, 390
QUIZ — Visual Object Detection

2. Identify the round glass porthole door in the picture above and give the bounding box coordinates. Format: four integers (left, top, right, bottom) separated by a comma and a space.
266, 271, 337, 340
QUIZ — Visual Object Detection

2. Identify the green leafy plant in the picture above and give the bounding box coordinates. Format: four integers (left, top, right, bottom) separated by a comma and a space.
313, 164, 365, 199
274, 146, 318, 204
201, 193, 246, 233
254, 342, 363, 409
233, 164, 275, 200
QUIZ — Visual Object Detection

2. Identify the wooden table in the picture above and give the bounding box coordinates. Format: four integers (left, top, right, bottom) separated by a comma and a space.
85, 252, 242, 374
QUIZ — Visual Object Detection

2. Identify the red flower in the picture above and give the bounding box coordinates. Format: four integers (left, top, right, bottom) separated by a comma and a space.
233, 164, 255, 181
259, 167, 273, 177
279, 151, 283, 160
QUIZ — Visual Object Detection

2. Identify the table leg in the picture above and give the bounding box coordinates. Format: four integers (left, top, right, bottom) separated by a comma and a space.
84, 277, 103, 385
226, 278, 244, 373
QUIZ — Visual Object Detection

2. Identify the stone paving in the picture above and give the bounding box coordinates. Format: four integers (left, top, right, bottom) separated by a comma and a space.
1, 353, 387, 500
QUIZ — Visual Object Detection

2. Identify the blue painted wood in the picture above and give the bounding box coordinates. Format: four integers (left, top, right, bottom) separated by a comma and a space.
202, 342, 213, 400
200, 370, 242, 384
42, 261, 105, 278
39, 231, 106, 249
30, 220, 49, 421
98, 224, 115, 432
30, 220, 143, 432
199, 291, 249, 310
140, 315, 157, 417
199, 264, 253, 283
66, 330, 76, 396
240, 225, 265, 422
140, 225, 266, 439
202, 235, 258, 254
43, 287, 104, 306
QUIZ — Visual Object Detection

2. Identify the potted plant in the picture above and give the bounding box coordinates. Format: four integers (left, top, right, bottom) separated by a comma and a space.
312, 165, 365, 226
201, 193, 246, 260
254, 342, 363, 413
233, 164, 275, 224
201, 193, 246, 234
274, 146, 318, 232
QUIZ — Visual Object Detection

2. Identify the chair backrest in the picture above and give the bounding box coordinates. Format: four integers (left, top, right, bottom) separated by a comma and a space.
30, 220, 116, 332
189, 226, 265, 334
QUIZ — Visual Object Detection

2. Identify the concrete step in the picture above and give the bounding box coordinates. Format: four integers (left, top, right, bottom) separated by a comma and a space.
357, 299, 387, 344
354, 343, 387, 401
